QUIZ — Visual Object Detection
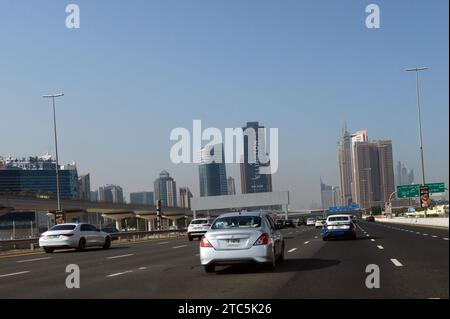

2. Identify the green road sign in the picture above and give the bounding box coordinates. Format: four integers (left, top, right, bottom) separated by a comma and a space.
397, 183, 446, 198
397, 184, 420, 199
427, 183, 446, 194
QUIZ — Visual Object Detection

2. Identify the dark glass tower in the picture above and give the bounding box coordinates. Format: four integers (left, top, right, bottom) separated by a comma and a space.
199, 144, 228, 197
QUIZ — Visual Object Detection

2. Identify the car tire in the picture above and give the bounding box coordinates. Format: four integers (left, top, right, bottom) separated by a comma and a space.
44, 247, 54, 254
277, 243, 285, 262
188, 235, 193, 241
76, 238, 86, 252
103, 236, 111, 249
322, 236, 328, 241
204, 264, 215, 273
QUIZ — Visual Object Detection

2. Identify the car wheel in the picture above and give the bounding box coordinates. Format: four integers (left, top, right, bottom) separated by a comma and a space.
322, 236, 328, 241
76, 238, 86, 252
204, 264, 215, 273
277, 242, 285, 262
103, 236, 111, 249
44, 247, 54, 254
188, 236, 193, 241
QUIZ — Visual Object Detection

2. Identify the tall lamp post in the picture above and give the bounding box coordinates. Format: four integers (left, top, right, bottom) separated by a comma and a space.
405, 67, 428, 217
43, 93, 64, 221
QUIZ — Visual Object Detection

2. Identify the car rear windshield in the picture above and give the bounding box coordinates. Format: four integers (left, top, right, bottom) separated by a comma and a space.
190, 219, 209, 225
328, 216, 350, 222
50, 225, 76, 231
212, 216, 262, 229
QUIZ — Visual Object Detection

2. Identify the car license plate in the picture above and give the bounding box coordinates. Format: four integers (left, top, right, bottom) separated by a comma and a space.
227, 239, 240, 245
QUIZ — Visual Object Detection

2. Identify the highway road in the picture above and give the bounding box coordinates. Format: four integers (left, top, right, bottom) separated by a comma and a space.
0, 220, 448, 299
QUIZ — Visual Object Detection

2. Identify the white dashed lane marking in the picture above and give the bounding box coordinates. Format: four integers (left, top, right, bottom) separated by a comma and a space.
391, 259, 403, 267
288, 248, 297, 253
377, 245, 384, 250
107, 254, 134, 260
0, 271, 31, 278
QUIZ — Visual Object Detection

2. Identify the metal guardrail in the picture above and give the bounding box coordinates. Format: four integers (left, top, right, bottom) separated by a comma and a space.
0, 229, 187, 253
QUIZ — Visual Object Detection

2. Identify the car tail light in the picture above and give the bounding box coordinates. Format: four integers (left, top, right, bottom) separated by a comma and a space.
254, 233, 270, 246
61, 233, 74, 237
200, 236, 213, 248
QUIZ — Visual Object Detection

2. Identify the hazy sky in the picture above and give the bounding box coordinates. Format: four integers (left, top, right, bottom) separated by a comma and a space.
0, 0, 448, 209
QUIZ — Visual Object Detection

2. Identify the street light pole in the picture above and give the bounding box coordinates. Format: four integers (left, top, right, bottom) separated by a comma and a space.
405, 67, 428, 217
43, 93, 64, 219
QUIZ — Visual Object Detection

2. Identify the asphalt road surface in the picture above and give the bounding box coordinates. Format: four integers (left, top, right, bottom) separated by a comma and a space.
0, 221, 448, 299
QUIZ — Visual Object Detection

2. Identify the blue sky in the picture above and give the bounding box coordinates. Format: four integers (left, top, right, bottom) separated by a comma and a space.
0, 0, 448, 208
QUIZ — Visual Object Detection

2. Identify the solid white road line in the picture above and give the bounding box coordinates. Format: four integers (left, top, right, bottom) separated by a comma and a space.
288, 248, 297, 253
106, 271, 133, 278
377, 245, 384, 250
391, 259, 403, 267
0, 271, 30, 278
107, 254, 134, 260
172, 245, 187, 249
16, 257, 51, 263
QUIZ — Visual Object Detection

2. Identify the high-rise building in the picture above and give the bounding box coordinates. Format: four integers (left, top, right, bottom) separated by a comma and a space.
352, 140, 395, 209
90, 190, 98, 202
227, 176, 236, 195
338, 126, 354, 206
0, 154, 79, 199
240, 122, 273, 194
338, 127, 369, 206
130, 191, 154, 205
179, 187, 193, 209
332, 186, 342, 207
98, 185, 124, 203
78, 173, 91, 201
396, 161, 415, 186
199, 143, 228, 197
320, 178, 334, 210
154, 170, 177, 207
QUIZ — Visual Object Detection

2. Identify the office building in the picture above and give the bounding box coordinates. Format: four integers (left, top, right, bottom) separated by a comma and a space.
179, 187, 193, 209
0, 154, 79, 199
352, 140, 395, 209
130, 191, 154, 205
396, 161, 415, 186
98, 185, 124, 204
154, 170, 177, 207
199, 143, 228, 197
78, 173, 91, 201
240, 122, 273, 194
227, 176, 236, 195
320, 178, 334, 210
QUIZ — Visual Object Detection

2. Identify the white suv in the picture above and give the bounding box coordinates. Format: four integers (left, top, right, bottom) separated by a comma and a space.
188, 218, 214, 241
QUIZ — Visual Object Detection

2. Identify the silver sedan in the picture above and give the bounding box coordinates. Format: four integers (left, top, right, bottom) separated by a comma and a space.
199, 211, 284, 273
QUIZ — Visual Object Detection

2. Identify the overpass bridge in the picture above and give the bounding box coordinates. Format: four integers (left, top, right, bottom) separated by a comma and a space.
0, 195, 192, 230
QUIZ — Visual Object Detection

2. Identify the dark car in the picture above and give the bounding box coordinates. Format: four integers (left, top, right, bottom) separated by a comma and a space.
365, 216, 375, 222
101, 227, 120, 240
283, 219, 296, 228
276, 219, 286, 229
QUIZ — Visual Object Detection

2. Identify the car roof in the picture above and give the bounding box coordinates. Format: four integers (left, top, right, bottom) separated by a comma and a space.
217, 211, 269, 218
327, 214, 351, 219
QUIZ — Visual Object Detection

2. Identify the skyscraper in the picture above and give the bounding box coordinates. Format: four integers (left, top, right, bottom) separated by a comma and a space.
179, 187, 193, 209
130, 191, 154, 205
154, 170, 177, 207
338, 126, 354, 205
240, 122, 273, 194
396, 161, 415, 186
78, 173, 91, 201
320, 178, 334, 210
98, 185, 124, 203
199, 143, 228, 197
227, 176, 236, 195
352, 140, 395, 209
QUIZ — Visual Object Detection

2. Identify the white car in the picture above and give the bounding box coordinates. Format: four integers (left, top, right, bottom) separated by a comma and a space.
306, 218, 316, 226
187, 218, 214, 241
39, 223, 111, 253
315, 219, 325, 228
